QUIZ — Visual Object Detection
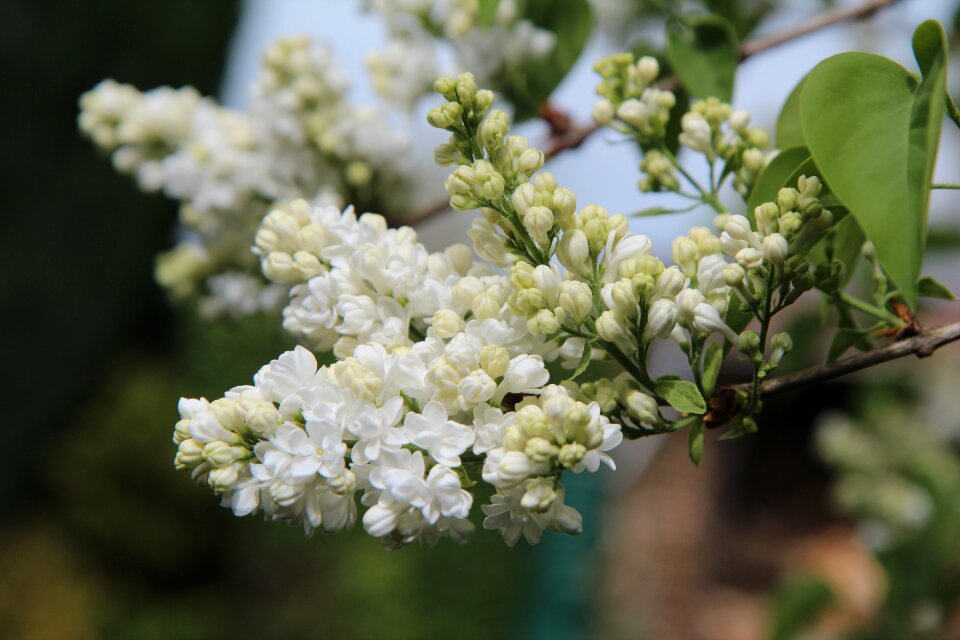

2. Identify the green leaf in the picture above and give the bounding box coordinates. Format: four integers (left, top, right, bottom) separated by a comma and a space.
913, 20, 960, 129
746, 145, 810, 219
776, 76, 806, 148
630, 203, 699, 217
701, 342, 724, 397
827, 327, 870, 361
565, 339, 595, 381
666, 13, 739, 102
504, 0, 593, 121
477, 0, 500, 27
655, 377, 707, 415
800, 49, 942, 309
918, 275, 956, 300
768, 575, 836, 640
688, 420, 705, 465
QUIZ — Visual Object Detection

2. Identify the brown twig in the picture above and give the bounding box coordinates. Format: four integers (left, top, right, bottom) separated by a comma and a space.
733, 320, 960, 398
401, 0, 903, 228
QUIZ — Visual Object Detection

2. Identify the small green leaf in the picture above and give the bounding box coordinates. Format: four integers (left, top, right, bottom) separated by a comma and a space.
776, 76, 806, 148
688, 420, 705, 465
800, 48, 941, 309
666, 14, 739, 102
746, 145, 810, 219
630, 203, 699, 217
565, 340, 595, 381
768, 575, 836, 640
827, 327, 870, 361
477, 0, 500, 27
918, 275, 956, 300
913, 20, 960, 129
655, 377, 707, 415
504, 0, 593, 121
701, 342, 723, 396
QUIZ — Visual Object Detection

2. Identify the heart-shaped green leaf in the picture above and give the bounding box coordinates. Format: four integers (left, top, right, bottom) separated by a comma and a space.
800, 48, 943, 309
666, 14, 739, 102
776, 76, 806, 148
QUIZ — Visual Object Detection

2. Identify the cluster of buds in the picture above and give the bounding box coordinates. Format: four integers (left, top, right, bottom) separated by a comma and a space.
595, 252, 686, 351
592, 53, 676, 144
173, 388, 281, 503
679, 98, 770, 195
482, 385, 621, 512
579, 375, 663, 429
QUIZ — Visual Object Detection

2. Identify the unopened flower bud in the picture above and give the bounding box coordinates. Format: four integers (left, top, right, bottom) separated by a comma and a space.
479, 109, 510, 150
533, 172, 558, 194
736, 247, 764, 269
777, 188, 800, 212
427, 102, 463, 129
524, 437, 558, 464
737, 330, 761, 356
617, 99, 649, 129
655, 266, 686, 299
518, 149, 545, 177
431, 309, 465, 339
596, 310, 628, 343
637, 56, 660, 83
523, 205, 554, 244
558, 281, 593, 322
527, 308, 562, 336
521, 478, 557, 511
693, 303, 737, 342
558, 443, 587, 468
480, 345, 510, 379
723, 263, 745, 286
459, 370, 497, 404
762, 233, 789, 264
499, 451, 533, 482
644, 298, 679, 340
625, 390, 659, 425
592, 98, 615, 125
769, 332, 793, 367
557, 229, 591, 275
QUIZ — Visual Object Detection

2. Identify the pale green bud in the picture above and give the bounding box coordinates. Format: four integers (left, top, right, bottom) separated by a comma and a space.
509, 261, 536, 290
175, 438, 204, 470
644, 298, 679, 340
431, 309, 465, 339
517, 149, 543, 177
523, 205, 554, 244
445, 165, 475, 195
608, 214, 629, 242
532, 171, 557, 194
636, 56, 660, 83
769, 332, 793, 367
427, 102, 463, 129
583, 218, 609, 255
744, 127, 769, 148
434, 76, 458, 99
262, 252, 297, 283
779, 211, 803, 238
472, 291, 502, 319
558, 443, 587, 468
208, 465, 240, 493
520, 478, 557, 512
592, 98, 615, 125
557, 229, 591, 276
723, 263, 745, 287
729, 109, 750, 131
480, 345, 510, 379
777, 188, 800, 212
525, 437, 559, 464
514, 288, 546, 313
798, 174, 822, 199
596, 310, 628, 343
742, 148, 766, 173
479, 109, 510, 150
558, 281, 593, 322
505, 135, 529, 156
625, 390, 659, 425
736, 247, 764, 270
502, 426, 526, 452
444, 243, 473, 275
527, 308, 564, 336
655, 266, 686, 299
617, 99, 649, 129
762, 233, 789, 264
474, 89, 494, 113
516, 405, 549, 439
203, 441, 246, 468
672, 237, 699, 275
737, 330, 762, 356
455, 72, 477, 104
552, 188, 577, 224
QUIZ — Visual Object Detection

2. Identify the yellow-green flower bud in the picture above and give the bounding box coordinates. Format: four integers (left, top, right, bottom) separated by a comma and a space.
455, 72, 477, 104
480, 345, 510, 379
596, 310, 628, 343
558, 443, 587, 468
533, 171, 558, 194
525, 437, 558, 464
523, 205, 554, 245
479, 109, 510, 150
557, 229, 591, 276
558, 281, 593, 322
427, 102, 463, 129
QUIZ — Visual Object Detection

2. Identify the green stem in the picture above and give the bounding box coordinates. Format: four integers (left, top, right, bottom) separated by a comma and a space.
931, 183, 960, 189
839, 292, 905, 327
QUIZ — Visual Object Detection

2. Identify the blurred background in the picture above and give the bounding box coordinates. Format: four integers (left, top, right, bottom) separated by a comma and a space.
2, 0, 960, 638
